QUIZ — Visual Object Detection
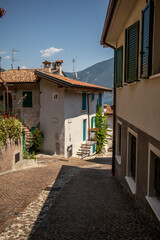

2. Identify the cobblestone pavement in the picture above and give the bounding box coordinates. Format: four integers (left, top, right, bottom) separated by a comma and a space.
0, 154, 160, 239
0, 155, 111, 239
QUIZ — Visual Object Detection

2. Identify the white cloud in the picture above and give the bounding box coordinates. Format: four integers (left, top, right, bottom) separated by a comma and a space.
4, 56, 10, 59
21, 66, 27, 69
40, 47, 64, 57
0, 51, 6, 55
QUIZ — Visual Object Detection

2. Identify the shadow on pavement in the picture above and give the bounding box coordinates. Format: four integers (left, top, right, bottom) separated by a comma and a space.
28, 164, 160, 240
85, 157, 112, 165
28, 165, 112, 239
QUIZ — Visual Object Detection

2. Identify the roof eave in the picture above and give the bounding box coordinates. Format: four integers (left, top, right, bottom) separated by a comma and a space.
100, 0, 118, 47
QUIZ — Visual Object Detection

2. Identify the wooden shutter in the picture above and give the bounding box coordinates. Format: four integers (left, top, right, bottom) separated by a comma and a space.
82, 92, 86, 110
125, 21, 139, 83
141, 0, 154, 78
23, 91, 32, 107
91, 117, 93, 128
115, 46, 123, 87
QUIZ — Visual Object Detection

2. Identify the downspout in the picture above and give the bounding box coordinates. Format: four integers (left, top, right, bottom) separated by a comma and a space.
87, 94, 90, 140
104, 41, 116, 176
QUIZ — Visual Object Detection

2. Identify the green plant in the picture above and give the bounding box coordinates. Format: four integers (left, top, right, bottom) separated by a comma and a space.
23, 149, 36, 159
0, 115, 21, 147
95, 105, 110, 154
30, 128, 43, 153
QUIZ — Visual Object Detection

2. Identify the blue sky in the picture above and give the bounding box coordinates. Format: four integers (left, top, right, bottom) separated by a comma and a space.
0, 0, 113, 72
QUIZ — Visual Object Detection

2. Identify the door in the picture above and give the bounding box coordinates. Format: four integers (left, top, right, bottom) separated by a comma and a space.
83, 119, 86, 142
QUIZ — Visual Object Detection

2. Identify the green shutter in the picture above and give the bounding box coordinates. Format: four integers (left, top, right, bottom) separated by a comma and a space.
23, 91, 32, 107
91, 117, 93, 128
141, 0, 154, 78
115, 46, 123, 87
125, 21, 139, 83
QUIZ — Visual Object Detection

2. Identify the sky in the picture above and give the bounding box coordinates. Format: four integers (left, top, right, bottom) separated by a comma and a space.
0, 0, 113, 72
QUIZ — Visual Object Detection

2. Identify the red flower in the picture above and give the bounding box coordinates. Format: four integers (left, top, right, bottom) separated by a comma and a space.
0, 8, 6, 18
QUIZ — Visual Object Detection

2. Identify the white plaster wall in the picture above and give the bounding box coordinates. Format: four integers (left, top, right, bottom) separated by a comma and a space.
116, 0, 160, 142
40, 79, 65, 155
64, 90, 101, 157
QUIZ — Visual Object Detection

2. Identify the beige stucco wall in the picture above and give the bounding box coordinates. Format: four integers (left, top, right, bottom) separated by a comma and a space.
40, 79, 65, 155
116, 0, 160, 142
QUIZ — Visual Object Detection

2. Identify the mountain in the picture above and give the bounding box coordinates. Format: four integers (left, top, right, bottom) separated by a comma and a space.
65, 58, 114, 105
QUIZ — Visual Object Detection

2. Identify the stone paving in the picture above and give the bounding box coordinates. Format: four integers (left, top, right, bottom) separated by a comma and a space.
0, 154, 160, 239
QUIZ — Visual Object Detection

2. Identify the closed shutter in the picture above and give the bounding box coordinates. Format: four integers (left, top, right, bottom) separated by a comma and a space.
91, 117, 93, 128
115, 46, 123, 87
23, 91, 32, 107
141, 1, 154, 78
82, 92, 86, 110
125, 21, 139, 83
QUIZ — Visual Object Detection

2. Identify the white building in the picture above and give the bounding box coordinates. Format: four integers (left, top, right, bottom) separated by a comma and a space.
0, 60, 112, 157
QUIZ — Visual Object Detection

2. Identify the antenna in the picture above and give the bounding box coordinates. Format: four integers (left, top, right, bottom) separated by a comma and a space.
72, 59, 75, 79
11, 48, 20, 69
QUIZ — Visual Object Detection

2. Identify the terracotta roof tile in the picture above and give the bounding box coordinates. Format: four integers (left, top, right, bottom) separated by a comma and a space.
1, 68, 112, 92
35, 70, 112, 92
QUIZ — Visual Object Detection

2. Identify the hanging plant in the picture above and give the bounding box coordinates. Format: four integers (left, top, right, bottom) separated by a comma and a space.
0, 8, 6, 18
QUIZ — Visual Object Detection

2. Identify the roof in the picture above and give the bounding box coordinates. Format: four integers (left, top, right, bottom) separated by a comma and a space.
1, 68, 112, 92
56, 60, 63, 63
1, 69, 40, 83
35, 70, 112, 92
42, 61, 51, 64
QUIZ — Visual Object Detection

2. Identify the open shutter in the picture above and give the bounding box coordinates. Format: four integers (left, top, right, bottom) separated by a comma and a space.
99, 93, 102, 107
115, 46, 123, 87
125, 21, 139, 83
141, 0, 154, 78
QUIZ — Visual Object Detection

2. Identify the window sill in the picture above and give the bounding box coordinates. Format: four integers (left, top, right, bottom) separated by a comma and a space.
125, 176, 136, 195
146, 196, 160, 222
149, 73, 160, 80
81, 110, 87, 113
115, 155, 121, 165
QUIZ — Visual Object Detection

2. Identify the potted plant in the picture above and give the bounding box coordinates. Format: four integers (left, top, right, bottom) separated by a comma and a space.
0, 8, 6, 18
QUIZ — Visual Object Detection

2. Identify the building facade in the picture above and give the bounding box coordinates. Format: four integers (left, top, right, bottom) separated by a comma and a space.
0, 61, 111, 158
101, 0, 160, 222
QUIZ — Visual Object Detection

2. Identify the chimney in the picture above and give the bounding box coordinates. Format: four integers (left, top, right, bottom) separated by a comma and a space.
55, 60, 63, 76
42, 60, 51, 73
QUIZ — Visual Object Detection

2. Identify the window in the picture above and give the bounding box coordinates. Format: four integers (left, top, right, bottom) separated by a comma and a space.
91, 116, 96, 128
115, 46, 123, 87
125, 21, 139, 83
125, 128, 138, 195
99, 93, 102, 107
52, 93, 58, 101
140, 1, 154, 78
23, 91, 32, 108
116, 120, 122, 165
91, 93, 95, 101
82, 92, 86, 111
146, 144, 160, 221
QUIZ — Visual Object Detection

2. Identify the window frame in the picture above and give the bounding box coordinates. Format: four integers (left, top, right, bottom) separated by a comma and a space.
125, 127, 138, 195
146, 143, 160, 221
115, 120, 122, 165
22, 91, 32, 108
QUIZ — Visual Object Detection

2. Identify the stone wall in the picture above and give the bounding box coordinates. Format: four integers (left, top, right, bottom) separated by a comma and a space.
0, 139, 23, 173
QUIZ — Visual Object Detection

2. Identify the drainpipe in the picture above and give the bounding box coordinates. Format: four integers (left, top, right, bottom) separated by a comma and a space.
87, 94, 90, 141
104, 41, 116, 176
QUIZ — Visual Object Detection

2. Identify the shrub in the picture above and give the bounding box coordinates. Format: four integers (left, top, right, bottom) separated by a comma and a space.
30, 128, 43, 153
95, 105, 110, 154
0, 115, 21, 147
